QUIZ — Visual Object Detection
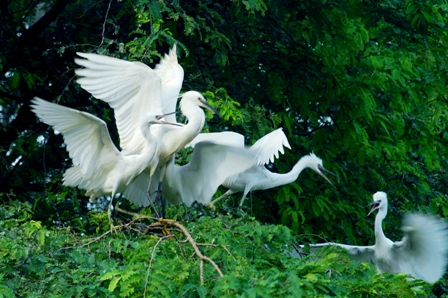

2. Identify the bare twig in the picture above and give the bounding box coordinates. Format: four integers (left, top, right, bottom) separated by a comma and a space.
78, 229, 114, 248
56, 73, 77, 102
60, 218, 143, 250
145, 220, 224, 283
98, 0, 113, 49
114, 202, 158, 220
196, 243, 218, 247
221, 245, 237, 261
59, 209, 224, 286
144, 235, 171, 298
200, 259, 204, 285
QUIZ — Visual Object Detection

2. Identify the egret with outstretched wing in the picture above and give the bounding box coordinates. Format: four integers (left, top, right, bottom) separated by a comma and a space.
202, 128, 335, 208
295, 192, 448, 284
31, 97, 179, 224
75, 46, 219, 217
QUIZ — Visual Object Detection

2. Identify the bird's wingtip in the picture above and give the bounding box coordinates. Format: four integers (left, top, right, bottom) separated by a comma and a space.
76, 52, 90, 58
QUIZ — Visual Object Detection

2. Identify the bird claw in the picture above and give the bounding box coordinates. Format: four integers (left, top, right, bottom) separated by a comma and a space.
207, 203, 217, 211
159, 219, 176, 240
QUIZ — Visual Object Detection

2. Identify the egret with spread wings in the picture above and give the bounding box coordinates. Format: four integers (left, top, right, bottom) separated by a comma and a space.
297, 191, 448, 284
74, 45, 220, 217
193, 128, 335, 209
31, 97, 179, 225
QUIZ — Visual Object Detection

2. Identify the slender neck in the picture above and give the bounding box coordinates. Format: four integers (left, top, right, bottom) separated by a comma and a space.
265, 156, 310, 189
374, 208, 388, 245
142, 128, 158, 163
181, 101, 205, 133
163, 102, 205, 158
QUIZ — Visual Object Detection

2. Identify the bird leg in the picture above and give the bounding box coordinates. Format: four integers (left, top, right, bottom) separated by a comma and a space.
146, 176, 162, 219
239, 192, 250, 207
182, 203, 191, 221
107, 196, 122, 233
207, 190, 234, 210
107, 198, 114, 229
155, 181, 166, 218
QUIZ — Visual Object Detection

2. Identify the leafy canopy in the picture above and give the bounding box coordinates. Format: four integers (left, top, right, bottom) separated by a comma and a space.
1, 0, 448, 296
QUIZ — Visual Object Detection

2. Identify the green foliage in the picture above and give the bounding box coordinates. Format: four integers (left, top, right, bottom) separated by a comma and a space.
0, 203, 435, 297
1, 0, 448, 296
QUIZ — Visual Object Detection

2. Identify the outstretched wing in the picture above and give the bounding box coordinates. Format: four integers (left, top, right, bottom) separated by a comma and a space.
174, 142, 257, 206
391, 213, 448, 283
290, 242, 376, 264
186, 131, 245, 149
250, 128, 291, 165
154, 44, 184, 123
31, 97, 120, 179
75, 53, 162, 153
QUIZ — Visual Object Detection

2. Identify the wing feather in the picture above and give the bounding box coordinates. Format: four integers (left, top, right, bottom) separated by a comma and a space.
75, 52, 163, 153
392, 213, 448, 283
172, 142, 257, 206
31, 97, 120, 179
154, 44, 184, 122
289, 242, 376, 264
186, 131, 245, 149
250, 128, 291, 165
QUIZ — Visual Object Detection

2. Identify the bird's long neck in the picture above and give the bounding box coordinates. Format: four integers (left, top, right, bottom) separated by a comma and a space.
374, 208, 388, 245
181, 102, 205, 136
169, 102, 205, 150
264, 156, 311, 189
141, 129, 158, 165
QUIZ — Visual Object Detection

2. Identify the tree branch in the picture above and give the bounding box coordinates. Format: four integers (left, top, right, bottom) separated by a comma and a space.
17, 0, 72, 49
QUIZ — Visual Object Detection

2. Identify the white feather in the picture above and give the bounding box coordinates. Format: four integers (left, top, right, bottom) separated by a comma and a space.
294, 192, 448, 284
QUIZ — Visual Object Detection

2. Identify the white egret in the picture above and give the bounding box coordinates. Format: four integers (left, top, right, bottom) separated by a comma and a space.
30, 97, 180, 222
75, 46, 220, 217
122, 129, 288, 208
298, 191, 448, 284
202, 128, 335, 208
121, 133, 254, 207
161, 142, 259, 207
153, 44, 184, 123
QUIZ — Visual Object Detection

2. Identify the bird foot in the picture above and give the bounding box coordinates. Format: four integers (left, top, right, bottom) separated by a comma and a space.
207, 203, 217, 211
159, 218, 176, 240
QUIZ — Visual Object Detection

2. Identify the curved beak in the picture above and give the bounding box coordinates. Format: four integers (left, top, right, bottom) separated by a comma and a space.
317, 164, 336, 187
367, 200, 381, 216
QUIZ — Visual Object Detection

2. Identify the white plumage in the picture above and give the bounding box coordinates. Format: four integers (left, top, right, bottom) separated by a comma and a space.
30, 97, 177, 208
198, 128, 335, 208
74, 46, 219, 215
299, 191, 448, 284
161, 142, 259, 206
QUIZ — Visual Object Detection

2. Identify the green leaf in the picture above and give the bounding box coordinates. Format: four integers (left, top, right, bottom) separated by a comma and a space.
108, 276, 121, 292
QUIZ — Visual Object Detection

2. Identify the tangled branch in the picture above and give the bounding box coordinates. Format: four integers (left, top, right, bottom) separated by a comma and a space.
114, 204, 224, 283
144, 220, 224, 284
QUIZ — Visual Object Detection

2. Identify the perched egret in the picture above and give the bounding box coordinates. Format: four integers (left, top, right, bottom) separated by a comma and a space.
75, 46, 220, 217
201, 128, 335, 208
122, 129, 287, 208
30, 97, 180, 223
298, 191, 448, 284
